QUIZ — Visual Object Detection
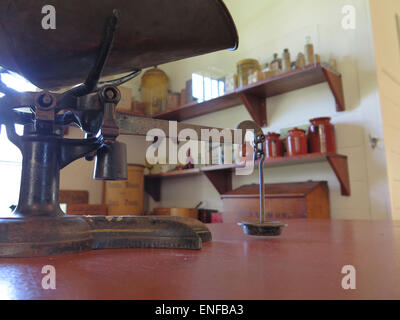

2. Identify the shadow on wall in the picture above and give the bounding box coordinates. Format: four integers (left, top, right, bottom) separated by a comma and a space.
339, 55, 381, 113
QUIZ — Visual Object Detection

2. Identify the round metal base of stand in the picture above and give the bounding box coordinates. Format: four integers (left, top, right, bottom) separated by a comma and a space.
238, 221, 287, 236
0, 216, 93, 258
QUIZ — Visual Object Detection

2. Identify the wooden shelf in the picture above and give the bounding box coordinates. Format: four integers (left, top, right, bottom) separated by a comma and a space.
204, 152, 346, 169
153, 63, 345, 127
116, 109, 147, 118
144, 152, 350, 201
145, 168, 201, 179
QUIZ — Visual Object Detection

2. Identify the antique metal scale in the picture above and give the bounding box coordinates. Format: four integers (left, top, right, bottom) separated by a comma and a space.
0, 0, 284, 258
0, 0, 240, 257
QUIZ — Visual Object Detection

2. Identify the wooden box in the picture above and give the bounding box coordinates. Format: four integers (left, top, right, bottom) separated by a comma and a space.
116, 86, 132, 112
167, 92, 181, 110
67, 204, 108, 216
59, 190, 89, 205
103, 164, 145, 216
180, 88, 187, 106
198, 209, 219, 224
221, 181, 330, 222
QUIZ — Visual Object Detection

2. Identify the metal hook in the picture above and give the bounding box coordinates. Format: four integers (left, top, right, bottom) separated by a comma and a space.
369, 134, 379, 150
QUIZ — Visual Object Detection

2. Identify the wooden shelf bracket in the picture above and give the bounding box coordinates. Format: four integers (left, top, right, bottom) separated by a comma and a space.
203, 170, 233, 195
238, 92, 267, 127
144, 177, 161, 202
327, 155, 350, 196
322, 69, 345, 112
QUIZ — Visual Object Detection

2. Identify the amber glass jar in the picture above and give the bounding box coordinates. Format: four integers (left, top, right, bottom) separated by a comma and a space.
308, 117, 336, 154
265, 132, 283, 158
236, 59, 261, 87
286, 128, 308, 156
140, 67, 169, 116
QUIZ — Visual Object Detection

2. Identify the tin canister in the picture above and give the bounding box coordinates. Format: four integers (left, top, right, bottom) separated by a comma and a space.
308, 117, 336, 153
265, 132, 283, 158
237, 59, 261, 87
286, 128, 308, 156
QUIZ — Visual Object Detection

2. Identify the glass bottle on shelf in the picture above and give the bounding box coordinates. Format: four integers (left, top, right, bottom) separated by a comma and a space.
140, 66, 169, 116
270, 53, 282, 73
296, 52, 306, 69
305, 36, 315, 66
282, 48, 291, 72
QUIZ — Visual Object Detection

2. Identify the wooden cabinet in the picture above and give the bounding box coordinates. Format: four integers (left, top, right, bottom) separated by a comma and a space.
221, 181, 330, 222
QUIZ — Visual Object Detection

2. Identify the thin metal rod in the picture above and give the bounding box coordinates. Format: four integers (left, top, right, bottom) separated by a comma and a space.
97, 69, 141, 88
259, 153, 265, 224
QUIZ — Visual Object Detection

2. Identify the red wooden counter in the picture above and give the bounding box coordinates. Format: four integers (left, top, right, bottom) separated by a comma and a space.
0, 219, 399, 300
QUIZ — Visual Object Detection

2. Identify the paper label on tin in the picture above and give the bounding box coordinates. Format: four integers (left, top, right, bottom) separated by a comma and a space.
271, 141, 277, 157
319, 124, 327, 153
295, 137, 300, 153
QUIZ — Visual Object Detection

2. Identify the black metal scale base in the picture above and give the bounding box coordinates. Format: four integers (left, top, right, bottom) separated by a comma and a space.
0, 216, 212, 258
0, 94, 212, 257
0, 93, 213, 257
0, 8, 216, 258
0, 2, 283, 258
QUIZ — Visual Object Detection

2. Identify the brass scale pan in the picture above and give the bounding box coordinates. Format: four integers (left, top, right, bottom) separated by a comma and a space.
0, 0, 238, 90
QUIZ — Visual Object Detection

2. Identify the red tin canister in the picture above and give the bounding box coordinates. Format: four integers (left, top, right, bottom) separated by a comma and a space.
308, 117, 336, 154
286, 128, 308, 156
265, 132, 284, 158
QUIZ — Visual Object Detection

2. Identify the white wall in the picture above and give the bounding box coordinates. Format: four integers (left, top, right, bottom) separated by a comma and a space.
369, 0, 400, 219
61, 0, 391, 220
141, 0, 391, 219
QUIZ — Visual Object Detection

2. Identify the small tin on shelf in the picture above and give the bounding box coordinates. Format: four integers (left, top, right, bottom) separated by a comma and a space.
167, 92, 181, 110
308, 117, 336, 153
286, 128, 308, 156
265, 132, 284, 158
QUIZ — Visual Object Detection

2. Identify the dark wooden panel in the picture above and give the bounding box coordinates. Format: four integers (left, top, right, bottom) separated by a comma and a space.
67, 204, 108, 216
145, 168, 201, 179
59, 190, 89, 205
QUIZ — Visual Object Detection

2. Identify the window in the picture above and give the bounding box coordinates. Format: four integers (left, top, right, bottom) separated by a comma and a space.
0, 72, 36, 216
192, 73, 225, 103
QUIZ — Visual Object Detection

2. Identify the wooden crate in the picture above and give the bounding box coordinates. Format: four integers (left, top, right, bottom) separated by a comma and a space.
103, 164, 145, 216
67, 204, 108, 216
59, 190, 89, 205
221, 181, 330, 222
